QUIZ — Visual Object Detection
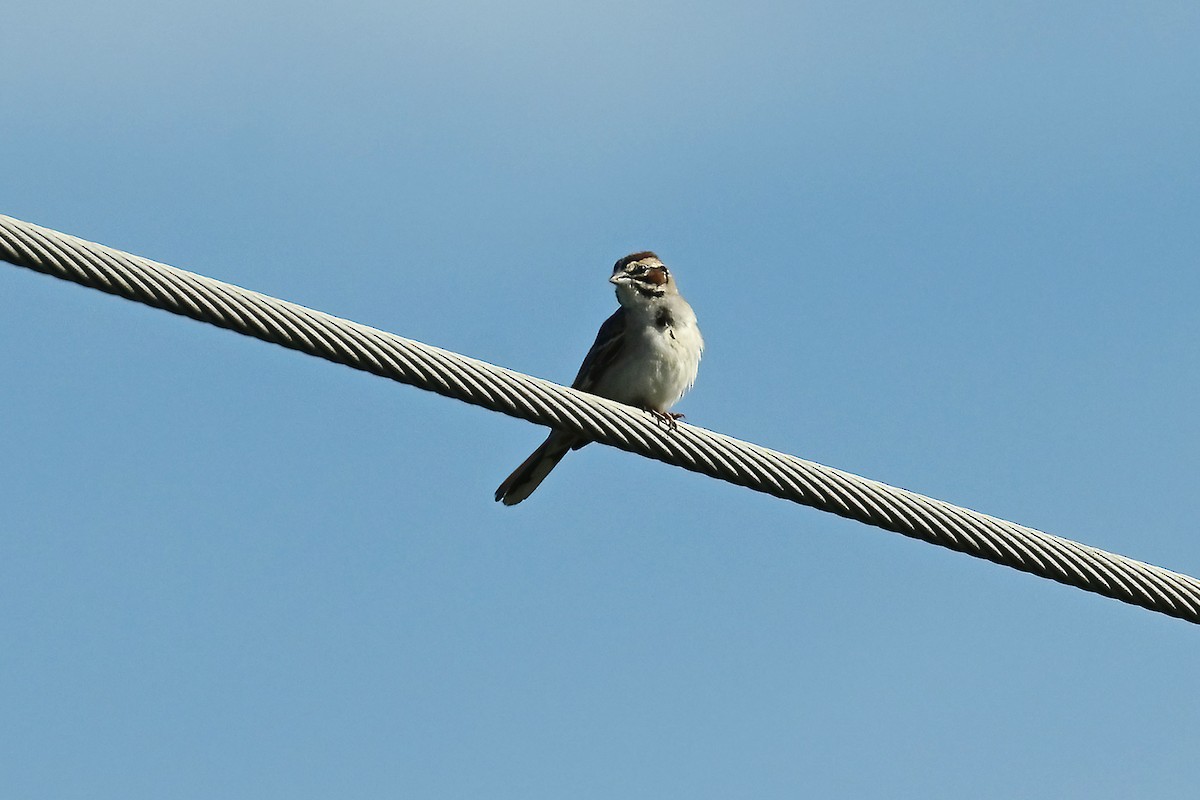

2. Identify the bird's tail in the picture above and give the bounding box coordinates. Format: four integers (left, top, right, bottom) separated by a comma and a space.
494, 431, 577, 505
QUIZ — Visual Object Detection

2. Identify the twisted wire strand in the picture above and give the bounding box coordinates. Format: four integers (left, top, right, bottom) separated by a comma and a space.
3, 214, 1198, 625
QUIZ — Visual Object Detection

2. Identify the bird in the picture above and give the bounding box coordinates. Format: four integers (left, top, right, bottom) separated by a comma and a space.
495, 251, 703, 505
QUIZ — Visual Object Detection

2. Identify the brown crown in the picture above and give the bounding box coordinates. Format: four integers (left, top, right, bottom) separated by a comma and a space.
612, 251, 659, 272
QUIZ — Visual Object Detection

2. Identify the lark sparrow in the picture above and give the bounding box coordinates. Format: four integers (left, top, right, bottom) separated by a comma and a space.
495, 252, 703, 505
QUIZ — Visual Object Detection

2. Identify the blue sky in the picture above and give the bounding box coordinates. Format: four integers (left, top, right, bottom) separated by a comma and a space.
4, 1, 1199, 797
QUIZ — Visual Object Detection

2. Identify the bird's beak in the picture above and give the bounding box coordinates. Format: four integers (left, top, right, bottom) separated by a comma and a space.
610, 273, 632, 285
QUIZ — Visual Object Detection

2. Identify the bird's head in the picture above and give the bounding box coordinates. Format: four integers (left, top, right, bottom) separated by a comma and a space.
609, 251, 676, 303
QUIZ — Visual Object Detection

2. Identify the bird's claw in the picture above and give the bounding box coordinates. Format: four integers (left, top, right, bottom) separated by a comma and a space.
649, 410, 685, 432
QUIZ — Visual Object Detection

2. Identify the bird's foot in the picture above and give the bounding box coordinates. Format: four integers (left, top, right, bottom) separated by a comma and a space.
648, 409, 685, 432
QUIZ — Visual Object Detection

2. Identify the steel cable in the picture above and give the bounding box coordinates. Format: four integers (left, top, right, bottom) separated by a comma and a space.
2, 213, 1198, 624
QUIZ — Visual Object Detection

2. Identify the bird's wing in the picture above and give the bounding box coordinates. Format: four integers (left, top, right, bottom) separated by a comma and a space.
571, 307, 626, 392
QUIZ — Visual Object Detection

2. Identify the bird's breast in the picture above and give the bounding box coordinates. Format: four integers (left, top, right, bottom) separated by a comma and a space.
593, 316, 702, 412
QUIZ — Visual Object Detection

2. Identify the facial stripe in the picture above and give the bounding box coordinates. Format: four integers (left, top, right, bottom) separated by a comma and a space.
633, 282, 666, 298
642, 266, 668, 286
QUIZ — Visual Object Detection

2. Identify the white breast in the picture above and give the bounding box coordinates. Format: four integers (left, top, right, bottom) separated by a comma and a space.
593, 300, 703, 412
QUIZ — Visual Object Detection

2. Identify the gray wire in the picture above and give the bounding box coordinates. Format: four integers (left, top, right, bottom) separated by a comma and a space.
2, 213, 1198, 625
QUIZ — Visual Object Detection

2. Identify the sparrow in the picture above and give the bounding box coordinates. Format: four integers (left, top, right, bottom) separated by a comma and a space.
495, 251, 703, 505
